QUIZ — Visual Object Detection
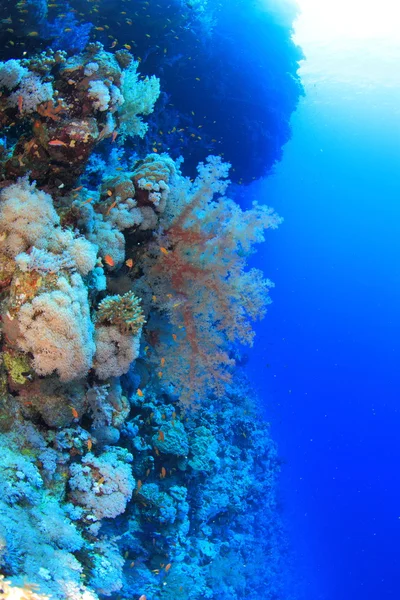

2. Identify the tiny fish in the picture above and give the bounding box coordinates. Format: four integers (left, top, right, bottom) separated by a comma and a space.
165, 563, 172, 572
158, 430, 165, 442
73, 185, 83, 192
137, 388, 144, 397
69, 405, 79, 419
104, 254, 115, 267
137, 479, 142, 491
17, 95, 23, 114
139, 594, 147, 600
161, 357, 165, 367
160, 247, 169, 255
160, 467, 166, 478
49, 139, 68, 147
158, 371, 163, 378
111, 130, 118, 143
87, 438, 92, 451
172, 333, 177, 342
27, 31, 39, 36
126, 258, 133, 268
106, 189, 113, 196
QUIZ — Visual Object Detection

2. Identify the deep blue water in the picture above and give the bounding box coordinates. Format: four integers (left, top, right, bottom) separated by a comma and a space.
247, 66, 400, 599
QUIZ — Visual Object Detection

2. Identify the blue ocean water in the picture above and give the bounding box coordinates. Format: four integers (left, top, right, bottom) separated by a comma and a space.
246, 21, 400, 599
1, 0, 398, 598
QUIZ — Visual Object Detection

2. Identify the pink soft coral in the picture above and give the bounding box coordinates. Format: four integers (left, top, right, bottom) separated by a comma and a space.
136, 156, 281, 404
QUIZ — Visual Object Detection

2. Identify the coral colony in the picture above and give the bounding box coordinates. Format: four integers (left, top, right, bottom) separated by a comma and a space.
0, 1, 301, 599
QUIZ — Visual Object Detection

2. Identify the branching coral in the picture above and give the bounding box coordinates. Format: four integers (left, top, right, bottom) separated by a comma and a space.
134, 155, 281, 403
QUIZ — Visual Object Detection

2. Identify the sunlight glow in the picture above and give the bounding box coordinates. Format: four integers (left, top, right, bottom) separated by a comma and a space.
293, 0, 400, 92
294, 0, 400, 42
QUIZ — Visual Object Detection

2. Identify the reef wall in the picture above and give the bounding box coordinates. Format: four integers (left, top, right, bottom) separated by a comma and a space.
0, 1, 301, 598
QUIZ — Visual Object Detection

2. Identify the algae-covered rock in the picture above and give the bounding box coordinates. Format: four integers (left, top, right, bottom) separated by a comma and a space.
3, 349, 33, 387
153, 420, 189, 456
188, 425, 219, 473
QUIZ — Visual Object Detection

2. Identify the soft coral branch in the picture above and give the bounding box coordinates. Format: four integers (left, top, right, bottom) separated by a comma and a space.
136, 156, 281, 404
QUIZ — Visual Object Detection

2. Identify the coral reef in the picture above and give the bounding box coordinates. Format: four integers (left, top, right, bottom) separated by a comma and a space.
0, 2, 301, 598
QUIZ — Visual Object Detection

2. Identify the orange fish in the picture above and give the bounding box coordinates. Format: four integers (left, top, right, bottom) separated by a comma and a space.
111, 130, 118, 143
49, 139, 68, 147
69, 405, 79, 419
139, 595, 147, 600
165, 563, 172, 572
126, 258, 133, 268
172, 333, 177, 342
160, 467, 166, 479
160, 247, 169, 255
146, 468, 151, 477
73, 185, 83, 192
104, 254, 115, 267
158, 430, 165, 442
17, 95, 23, 113
87, 438, 92, 451
137, 388, 144, 397
157, 371, 163, 378
81, 197, 93, 206
137, 479, 142, 491
98, 476, 105, 485
106, 200, 117, 215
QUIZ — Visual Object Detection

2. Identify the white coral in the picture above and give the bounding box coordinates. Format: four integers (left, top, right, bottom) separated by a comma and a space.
0, 178, 59, 257
69, 449, 134, 521
17, 274, 95, 381
94, 324, 141, 380
0, 59, 28, 89
8, 72, 54, 114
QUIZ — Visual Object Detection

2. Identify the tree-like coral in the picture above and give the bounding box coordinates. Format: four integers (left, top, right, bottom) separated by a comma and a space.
135, 156, 281, 403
